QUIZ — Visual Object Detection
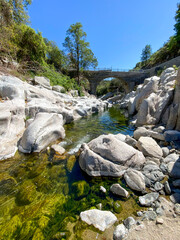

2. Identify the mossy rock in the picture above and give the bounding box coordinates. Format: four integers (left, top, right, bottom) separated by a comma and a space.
71, 181, 90, 199
16, 180, 37, 205
32, 228, 45, 240
0, 173, 17, 195
0, 215, 22, 239
66, 155, 76, 172
113, 201, 122, 214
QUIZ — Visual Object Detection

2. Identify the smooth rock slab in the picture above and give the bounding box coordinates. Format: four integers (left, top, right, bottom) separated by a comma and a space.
124, 169, 146, 192
80, 209, 117, 231
137, 136, 163, 159
113, 224, 128, 240
110, 184, 129, 198
19, 113, 65, 153
139, 192, 159, 206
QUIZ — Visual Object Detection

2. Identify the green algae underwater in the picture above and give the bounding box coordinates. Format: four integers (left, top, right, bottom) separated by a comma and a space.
0, 107, 144, 240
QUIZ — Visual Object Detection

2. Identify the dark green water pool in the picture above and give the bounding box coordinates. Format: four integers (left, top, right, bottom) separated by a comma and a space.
0, 107, 142, 240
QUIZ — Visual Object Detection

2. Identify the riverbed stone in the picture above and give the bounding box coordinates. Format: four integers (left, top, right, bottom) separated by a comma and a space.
167, 160, 180, 178
51, 144, 65, 155
164, 130, 180, 142
124, 169, 145, 192
154, 182, 164, 191
123, 217, 136, 230
125, 135, 137, 148
162, 147, 170, 158
164, 153, 179, 163
113, 224, 128, 240
170, 193, 180, 204
110, 184, 129, 198
139, 192, 159, 206
173, 179, 180, 188
164, 181, 171, 195
80, 209, 117, 231
174, 203, 180, 215
137, 136, 163, 159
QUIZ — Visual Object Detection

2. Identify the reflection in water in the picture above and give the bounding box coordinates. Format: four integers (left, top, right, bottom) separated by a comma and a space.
63, 106, 134, 153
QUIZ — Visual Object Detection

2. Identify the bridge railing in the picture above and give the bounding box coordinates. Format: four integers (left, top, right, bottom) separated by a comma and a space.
67, 67, 147, 73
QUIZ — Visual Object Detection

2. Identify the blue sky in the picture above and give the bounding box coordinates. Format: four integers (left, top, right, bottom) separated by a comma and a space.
29, 0, 179, 69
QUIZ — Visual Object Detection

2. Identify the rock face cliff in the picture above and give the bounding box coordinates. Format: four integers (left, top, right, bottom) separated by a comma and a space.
119, 67, 180, 131
0, 74, 107, 160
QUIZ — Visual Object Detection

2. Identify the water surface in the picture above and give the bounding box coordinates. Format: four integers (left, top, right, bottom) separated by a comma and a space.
0, 107, 141, 240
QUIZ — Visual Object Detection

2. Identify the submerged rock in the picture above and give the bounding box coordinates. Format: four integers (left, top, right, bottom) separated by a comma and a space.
110, 184, 129, 198
80, 209, 117, 231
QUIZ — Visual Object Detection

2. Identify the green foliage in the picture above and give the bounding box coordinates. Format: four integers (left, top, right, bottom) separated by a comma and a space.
63, 22, 98, 84
0, 0, 32, 25
38, 63, 80, 91
141, 44, 152, 62
96, 80, 110, 96
96, 78, 124, 97
44, 39, 67, 71
15, 24, 47, 63
174, 3, 180, 44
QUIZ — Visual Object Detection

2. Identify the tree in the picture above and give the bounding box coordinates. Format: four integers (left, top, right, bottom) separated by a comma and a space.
63, 22, 98, 84
44, 39, 67, 71
0, 0, 31, 25
174, 3, 180, 44
141, 44, 152, 62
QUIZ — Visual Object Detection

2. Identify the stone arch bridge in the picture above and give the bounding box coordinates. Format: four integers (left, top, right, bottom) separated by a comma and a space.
69, 68, 149, 94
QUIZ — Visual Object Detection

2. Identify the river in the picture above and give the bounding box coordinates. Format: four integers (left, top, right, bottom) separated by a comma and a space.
0, 106, 142, 240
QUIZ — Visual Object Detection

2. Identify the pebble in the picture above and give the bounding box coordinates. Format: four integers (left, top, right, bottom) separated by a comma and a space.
156, 217, 164, 224
100, 186, 106, 193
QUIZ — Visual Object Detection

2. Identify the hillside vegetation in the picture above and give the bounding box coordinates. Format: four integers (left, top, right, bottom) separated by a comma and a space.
0, 0, 96, 94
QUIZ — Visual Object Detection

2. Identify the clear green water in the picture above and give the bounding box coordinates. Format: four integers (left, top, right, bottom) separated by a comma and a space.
0, 107, 142, 240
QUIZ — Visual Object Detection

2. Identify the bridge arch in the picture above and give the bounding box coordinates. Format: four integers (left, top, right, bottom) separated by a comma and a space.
83, 70, 149, 95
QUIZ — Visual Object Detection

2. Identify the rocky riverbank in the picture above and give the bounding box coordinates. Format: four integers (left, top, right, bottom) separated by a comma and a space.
77, 67, 180, 239
0, 74, 107, 160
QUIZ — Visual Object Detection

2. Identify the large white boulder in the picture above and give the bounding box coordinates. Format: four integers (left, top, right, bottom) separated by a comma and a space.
80, 209, 117, 231
19, 113, 65, 153
137, 136, 163, 159
88, 134, 145, 168
79, 143, 127, 177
